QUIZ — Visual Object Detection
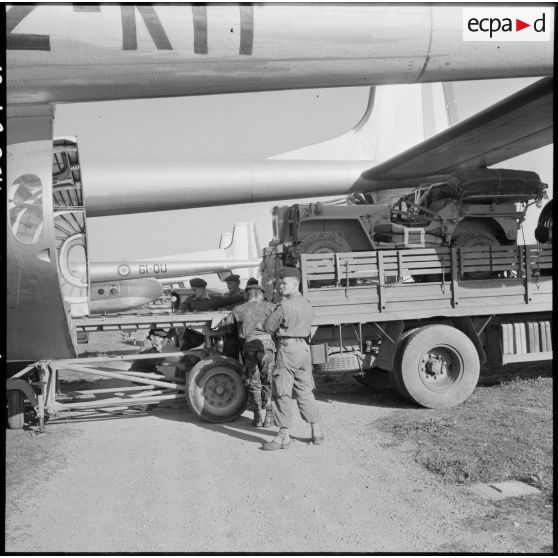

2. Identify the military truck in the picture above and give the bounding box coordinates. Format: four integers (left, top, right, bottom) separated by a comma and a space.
264, 168, 547, 274
256, 168, 551, 409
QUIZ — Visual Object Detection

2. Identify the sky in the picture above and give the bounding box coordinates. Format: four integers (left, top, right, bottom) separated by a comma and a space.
53, 78, 553, 261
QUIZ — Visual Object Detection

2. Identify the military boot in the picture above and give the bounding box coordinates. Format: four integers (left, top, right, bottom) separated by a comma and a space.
252, 409, 264, 427
263, 409, 275, 428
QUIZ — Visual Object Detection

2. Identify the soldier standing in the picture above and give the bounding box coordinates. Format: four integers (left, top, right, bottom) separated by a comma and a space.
262, 267, 323, 450
219, 274, 245, 358
231, 283, 276, 427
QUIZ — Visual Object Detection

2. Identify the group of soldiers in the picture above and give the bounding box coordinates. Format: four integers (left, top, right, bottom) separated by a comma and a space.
176, 269, 323, 450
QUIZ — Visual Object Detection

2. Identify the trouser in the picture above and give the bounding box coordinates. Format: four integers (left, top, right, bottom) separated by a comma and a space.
272, 338, 321, 428
243, 340, 275, 411
223, 333, 240, 360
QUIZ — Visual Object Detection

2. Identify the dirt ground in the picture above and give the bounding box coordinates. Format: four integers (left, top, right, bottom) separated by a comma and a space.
5, 331, 553, 553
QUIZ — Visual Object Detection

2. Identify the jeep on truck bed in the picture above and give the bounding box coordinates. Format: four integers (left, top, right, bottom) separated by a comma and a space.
265, 168, 546, 271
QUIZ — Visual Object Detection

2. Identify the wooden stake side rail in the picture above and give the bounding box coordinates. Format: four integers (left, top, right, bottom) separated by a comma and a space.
72, 311, 231, 332
302, 245, 552, 326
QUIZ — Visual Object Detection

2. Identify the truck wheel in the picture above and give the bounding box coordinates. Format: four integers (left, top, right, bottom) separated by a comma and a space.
389, 328, 420, 401
297, 232, 352, 286
186, 356, 247, 423
452, 229, 500, 279
395, 325, 479, 408
7, 390, 25, 429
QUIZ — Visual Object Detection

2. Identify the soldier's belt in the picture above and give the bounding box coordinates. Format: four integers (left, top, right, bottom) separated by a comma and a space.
277, 336, 310, 343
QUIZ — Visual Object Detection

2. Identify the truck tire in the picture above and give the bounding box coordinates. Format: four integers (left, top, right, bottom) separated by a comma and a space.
297, 231, 352, 254
389, 328, 421, 401
186, 356, 247, 423
395, 325, 480, 408
7, 390, 25, 429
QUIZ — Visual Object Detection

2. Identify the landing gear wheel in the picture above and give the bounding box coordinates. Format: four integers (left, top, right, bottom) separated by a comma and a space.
393, 325, 479, 408
7, 390, 25, 429
452, 229, 500, 279
186, 356, 247, 423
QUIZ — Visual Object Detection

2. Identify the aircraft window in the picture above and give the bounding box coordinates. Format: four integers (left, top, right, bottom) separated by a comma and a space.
67, 244, 87, 279
98, 288, 105, 295
110, 288, 118, 295
8, 174, 44, 244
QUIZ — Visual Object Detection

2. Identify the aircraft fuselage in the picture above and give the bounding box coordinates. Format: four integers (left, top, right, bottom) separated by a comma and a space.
7, 4, 553, 106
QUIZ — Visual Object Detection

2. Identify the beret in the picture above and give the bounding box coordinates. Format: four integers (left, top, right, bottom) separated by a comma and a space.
189, 277, 207, 288
278, 267, 301, 279
225, 274, 240, 282
246, 283, 265, 293
148, 328, 168, 338
246, 277, 259, 286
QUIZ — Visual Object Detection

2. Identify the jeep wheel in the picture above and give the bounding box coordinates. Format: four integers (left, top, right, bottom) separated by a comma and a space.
297, 232, 352, 254
297, 232, 352, 287
452, 229, 500, 279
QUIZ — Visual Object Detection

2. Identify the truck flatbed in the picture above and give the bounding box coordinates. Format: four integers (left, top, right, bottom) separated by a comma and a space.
301, 245, 552, 325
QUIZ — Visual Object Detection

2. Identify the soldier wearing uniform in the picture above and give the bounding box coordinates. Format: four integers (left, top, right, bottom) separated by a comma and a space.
231, 282, 276, 427
177, 278, 220, 312
245, 277, 259, 290
218, 274, 245, 309
175, 278, 218, 351
219, 274, 245, 358
262, 267, 323, 450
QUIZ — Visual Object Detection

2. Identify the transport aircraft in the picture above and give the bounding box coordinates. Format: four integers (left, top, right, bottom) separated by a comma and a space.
89, 222, 261, 314
6, 4, 554, 366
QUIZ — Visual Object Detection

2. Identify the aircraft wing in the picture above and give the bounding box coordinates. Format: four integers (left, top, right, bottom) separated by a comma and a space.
361, 77, 553, 184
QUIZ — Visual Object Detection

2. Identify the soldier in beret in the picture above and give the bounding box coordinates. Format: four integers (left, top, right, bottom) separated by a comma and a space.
225, 274, 242, 294
177, 277, 220, 313
218, 274, 246, 310
262, 267, 323, 450
229, 282, 276, 427
218, 274, 246, 358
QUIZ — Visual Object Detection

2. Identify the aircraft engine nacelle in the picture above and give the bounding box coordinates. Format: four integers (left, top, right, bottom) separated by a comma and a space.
90, 278, 163, 315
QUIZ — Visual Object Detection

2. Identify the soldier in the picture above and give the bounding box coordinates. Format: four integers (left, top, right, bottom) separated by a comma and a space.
262, 267, 323, 450
225, 274, 243, 296
244, 277, 262, 301
177, 278, 220, 312
231, 282, 276, 427
219, 274, 245, 358
245, 277, 259, 289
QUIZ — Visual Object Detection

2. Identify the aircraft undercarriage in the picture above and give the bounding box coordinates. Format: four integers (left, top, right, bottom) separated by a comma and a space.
6, 318, 248, 431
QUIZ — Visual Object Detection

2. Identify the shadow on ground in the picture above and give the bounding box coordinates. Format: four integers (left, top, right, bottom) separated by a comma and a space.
313, 371, 416, 410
